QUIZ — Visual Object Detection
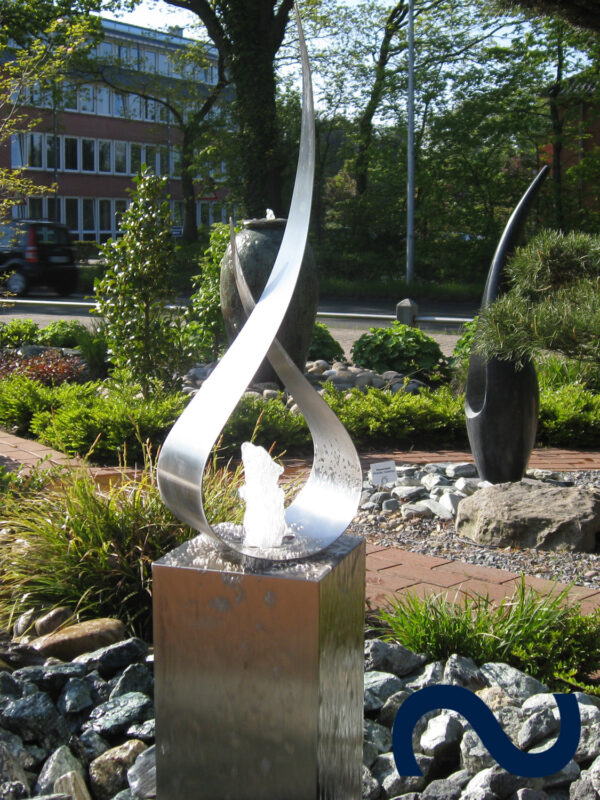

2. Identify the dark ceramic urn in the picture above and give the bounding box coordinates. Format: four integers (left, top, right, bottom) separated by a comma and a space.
220, 218, 319, 386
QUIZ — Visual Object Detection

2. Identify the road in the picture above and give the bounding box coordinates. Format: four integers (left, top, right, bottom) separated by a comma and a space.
0, 292, 475, 359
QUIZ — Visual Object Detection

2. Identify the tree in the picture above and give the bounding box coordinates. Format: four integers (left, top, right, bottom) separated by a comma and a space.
155, 0, 295, 218
79, 31, 230, 242
491, 0, 600, 32
0, 6, 99, 214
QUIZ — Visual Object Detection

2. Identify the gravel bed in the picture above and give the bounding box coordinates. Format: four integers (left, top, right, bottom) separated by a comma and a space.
348, 468, 600, 590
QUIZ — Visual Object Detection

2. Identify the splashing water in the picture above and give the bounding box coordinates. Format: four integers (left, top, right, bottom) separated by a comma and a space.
239, 442, 286, 549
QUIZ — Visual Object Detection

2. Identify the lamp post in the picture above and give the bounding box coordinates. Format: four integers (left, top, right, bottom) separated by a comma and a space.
406, 0, 415, 284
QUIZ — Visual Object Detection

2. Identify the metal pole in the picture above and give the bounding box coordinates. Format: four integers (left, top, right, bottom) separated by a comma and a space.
406, 0, 415, 284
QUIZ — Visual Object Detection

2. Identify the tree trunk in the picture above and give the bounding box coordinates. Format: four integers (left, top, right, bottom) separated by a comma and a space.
181, 130, 198, 243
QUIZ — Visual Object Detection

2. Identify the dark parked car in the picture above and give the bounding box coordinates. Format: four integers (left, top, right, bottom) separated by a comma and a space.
0, 219, 78, 296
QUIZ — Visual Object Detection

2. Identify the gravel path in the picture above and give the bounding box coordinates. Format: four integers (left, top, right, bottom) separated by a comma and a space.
349, 468, 600, 591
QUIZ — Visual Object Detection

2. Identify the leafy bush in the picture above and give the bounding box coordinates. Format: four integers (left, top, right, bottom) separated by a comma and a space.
0, 457, 244, 640
186, 222, 234, 362
377, 578, 600, 692
352, 322, 449, 382
0, 375, 53, 435
538, 383, 600, 446
0, 349, 88, 385
73, 319, 110, 379
307, 321, 345, 362
37, 320, 88, 348
0, 319, 40, 348
95, 169, 192, 397
451, 317, 479, 366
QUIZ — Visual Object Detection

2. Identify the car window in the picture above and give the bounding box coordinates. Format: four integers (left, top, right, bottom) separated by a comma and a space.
32, 224, 70, 246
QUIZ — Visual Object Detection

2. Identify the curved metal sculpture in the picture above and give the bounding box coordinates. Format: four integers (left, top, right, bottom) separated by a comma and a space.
465, 166, 549, 484
156, 7, 362, 561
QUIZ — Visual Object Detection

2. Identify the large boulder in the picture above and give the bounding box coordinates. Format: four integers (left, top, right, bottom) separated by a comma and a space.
456, 481, 600, 551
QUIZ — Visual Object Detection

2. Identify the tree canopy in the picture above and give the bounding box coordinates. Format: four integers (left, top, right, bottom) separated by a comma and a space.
492, 0, 600, 32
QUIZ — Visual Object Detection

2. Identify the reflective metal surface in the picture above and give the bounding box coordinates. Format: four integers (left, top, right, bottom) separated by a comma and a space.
156, 7, 362, 560
153, 534, 365, 799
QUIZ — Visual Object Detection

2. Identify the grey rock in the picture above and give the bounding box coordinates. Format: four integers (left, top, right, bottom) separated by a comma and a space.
0, 675, 22, 702
495, 704, 525, 743
443, 654, 488, 690
57, 678, 93, 715
84, 672, 111, 705
109, 664, 153, 700
0, 781, 30, 800
364, 640, 426, 678
536, 754, 580, 789
402, 661, 445, 691
480, 663, 547, 704
462, 765, 522, 799
454, 477, 482, 495
127, 745, 156, 798
83, 692, 153, 738
379, 690, 412, 728
0, 692, 60, 742
89, 739, 147, 800
34, 608, 73, 637
73, 638, 148, 679
456, 482, 600, 551
371, 751, 432, 797
382, 499, 401, 512
12, 663, 88, 696
515, 790, 551, 800
34, 745, 85, 795
53, 770, 92, 800
421, 778, 462, 799
569, 771, 599, 799
402, 502, 434, 519
364, 672, 404, 710
422, 473, 451, 491
420, 712, 463, 761
419, 498, 455, 520
361, 765, 382, 800
460, 728, 496, 773
403, 379, 428, 395
364, 719, 392, 756
439, 493, 464, 516
0, 742, 29, 787
446, 463, 478, 479
590, 752, 600, 793
0, 729, 36, 772
12, 610, 36, 639
371, 492, 393, 506
363, 740, 378, 768
447, 769, 473, 788
574, 721, 600, 763
126, 719, 155, 742
518, 708, 561, 750
392, 486, 428, 502
112, 792, 133, 800
78, 729, 110, 762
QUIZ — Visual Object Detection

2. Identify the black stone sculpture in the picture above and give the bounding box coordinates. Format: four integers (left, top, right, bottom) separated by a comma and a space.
465, 166, 549, 484
220, 218, 318, 385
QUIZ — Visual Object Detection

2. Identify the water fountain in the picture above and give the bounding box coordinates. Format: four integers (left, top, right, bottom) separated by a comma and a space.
152, 7, 364, 798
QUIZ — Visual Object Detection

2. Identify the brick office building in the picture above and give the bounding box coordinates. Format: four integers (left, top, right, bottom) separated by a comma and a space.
2, 18, 231, 242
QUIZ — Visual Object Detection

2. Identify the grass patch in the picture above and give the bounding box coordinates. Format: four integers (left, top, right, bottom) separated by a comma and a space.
377, 578, 600, 692
0, 451, 245, 641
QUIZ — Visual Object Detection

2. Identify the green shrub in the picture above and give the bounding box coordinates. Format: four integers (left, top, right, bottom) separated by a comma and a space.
0, 457, 244, 640
74, 320, 110, 379
351, 322, 449, 382
0, 375, 53, 435
451, 317, 479, 366
37, 320, 88, 348
186, 222, 235, 362
0, 319, 40, 348
95, 169, 191, 397
377, 578, 600, 692
307, 321, 345, 362
538, 383, 600, 446
0, 350, 88, 386
72, 240, 100, 261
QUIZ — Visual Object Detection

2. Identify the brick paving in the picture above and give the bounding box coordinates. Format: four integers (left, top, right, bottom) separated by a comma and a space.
3, 430, 600, 614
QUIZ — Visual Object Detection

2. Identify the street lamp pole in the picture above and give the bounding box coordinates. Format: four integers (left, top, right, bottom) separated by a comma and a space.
406, 0, 415, 284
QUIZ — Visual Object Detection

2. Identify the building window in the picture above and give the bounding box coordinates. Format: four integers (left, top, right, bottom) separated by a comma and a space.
27, 133, 43, 168
63, 82, 77, 111
130, 143, 142, 174
98, 42, 114, 59
145, 99, 156, 121
129, 94, 142, 120
143, 48, 157, 72
115, 142, 127, 173
65, 198, 78, 232
99, 199, 112, 242
145, 145, 157, 173
99, 141, 111, 172
65, 137, 78, 170
158, 146, 168, 176
82, 139, 95, 172
115, 199, 127, 233
47, 196, 60, 222
119, 44, 129, 64
171, 146, 182, 177
82, 198, 95, 240
114, 92, 126, 118
29, 197, 43, 218
97, 86, 110, 115
46, 135, 60, 171
79, 84, 95, 113
158, 52, 169, 75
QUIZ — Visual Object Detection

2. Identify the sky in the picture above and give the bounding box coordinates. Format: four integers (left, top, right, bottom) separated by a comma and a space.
101, 0, 200, 37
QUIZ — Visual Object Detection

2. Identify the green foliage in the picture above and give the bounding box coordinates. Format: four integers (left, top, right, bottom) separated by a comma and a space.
95, 169, 191, 397
0, 319, 40, 348
377, 578, 600, 691
186, 222, 234, 362
0, 349, 88, 385
36, 319, 87, 348
476, 231, 600, 367
538, 383, 600, 446
0, 457, 244, 639
0, 375, 53, 435
352, 322, 449, 382
451, 317, 480, 365
307, 321, 345, 362
73, 320, 109, 380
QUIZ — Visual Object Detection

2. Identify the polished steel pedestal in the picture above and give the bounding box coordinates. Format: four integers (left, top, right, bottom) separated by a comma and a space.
153, 534, 365, 800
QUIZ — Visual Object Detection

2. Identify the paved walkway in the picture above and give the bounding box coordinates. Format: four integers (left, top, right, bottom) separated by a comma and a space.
2, 430, 600, 614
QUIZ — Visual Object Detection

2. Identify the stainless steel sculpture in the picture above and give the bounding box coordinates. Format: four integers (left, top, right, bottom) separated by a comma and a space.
465, 166, 549, 483
156, 4, 362, 561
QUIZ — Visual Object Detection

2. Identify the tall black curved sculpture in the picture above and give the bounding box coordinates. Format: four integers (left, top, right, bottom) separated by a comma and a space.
465, 166, 549, 484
